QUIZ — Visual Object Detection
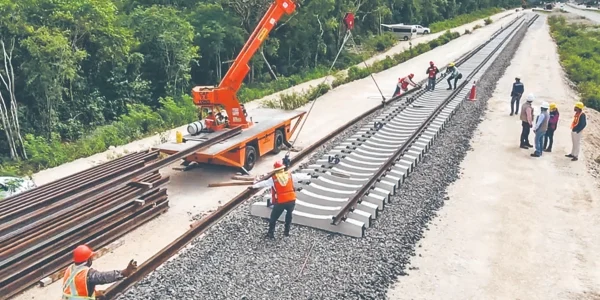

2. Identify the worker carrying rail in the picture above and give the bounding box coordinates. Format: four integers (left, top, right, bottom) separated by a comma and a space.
394, 73, 418, 97
251, 161, 314, 238
62, 245, 137, 299
445, 62, 463, 90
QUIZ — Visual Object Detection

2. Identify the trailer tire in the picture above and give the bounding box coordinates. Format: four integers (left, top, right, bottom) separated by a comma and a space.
244, 145, 257, 171
403, 36, 409, 41
271, 129, 284, 154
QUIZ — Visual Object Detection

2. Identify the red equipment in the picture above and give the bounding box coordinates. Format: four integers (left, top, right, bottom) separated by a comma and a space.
344, 13, 355, 30
155, 0, 308, 171
192, 0, 296, 131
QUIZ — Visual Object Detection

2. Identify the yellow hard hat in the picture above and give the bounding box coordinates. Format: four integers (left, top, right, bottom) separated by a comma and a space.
549, 103, 557, 110
448, 62, 455, 67
575, 102, 584, 109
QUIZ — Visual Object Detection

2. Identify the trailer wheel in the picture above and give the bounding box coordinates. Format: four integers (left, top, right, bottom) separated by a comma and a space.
403, 36, 409, 41
244, 145, 257, 171
271, 129, 284, 154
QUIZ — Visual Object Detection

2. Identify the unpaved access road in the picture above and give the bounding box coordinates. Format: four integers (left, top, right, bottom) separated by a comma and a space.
388, 15, 600, 300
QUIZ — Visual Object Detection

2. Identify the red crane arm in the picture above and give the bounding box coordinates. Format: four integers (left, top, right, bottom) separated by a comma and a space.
218, 0, 296, 92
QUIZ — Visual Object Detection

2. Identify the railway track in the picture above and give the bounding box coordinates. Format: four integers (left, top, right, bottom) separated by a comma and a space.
250, 14, 538, 237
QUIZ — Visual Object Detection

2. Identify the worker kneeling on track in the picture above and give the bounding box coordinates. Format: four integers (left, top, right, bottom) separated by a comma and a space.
62, 245, 137, 299
393, 73, 418, 97
445, 62, 463, 90
252, 161, 313, 238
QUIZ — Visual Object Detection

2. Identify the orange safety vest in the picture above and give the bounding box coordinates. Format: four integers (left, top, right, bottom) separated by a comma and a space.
271, 171, 296, 204
62, 264, 95, 300
571, 111, 583, 129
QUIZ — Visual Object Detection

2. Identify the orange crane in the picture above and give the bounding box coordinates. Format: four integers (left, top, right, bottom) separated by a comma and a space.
155, 0, 306, 171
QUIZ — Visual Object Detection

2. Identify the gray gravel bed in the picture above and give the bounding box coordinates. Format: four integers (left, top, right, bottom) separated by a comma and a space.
118, 25, 527, 300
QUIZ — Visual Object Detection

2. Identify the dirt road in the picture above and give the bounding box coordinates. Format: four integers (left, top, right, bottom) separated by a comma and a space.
388, 15, 600, 300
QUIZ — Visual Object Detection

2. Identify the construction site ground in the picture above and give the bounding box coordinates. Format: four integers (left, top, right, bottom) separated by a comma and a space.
388, 15, 600, 300
14, 9, 538, 300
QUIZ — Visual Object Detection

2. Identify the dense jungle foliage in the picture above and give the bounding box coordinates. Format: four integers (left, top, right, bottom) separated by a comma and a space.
549, 16, 600, 110
0, 0, 520, 176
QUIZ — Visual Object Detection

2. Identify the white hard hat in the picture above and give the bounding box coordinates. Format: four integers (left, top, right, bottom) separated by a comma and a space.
540, 102, 549, 109
526, 93, 535, 102
515, 75, 521, 80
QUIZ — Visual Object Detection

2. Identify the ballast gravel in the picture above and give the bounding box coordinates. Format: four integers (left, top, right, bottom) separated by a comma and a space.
118, 24, 528, 300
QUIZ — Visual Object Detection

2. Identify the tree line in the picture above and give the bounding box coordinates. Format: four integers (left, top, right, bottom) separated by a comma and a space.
0, 0, 520, 171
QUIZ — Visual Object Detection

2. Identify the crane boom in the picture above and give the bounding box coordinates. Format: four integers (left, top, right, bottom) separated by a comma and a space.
220, 0, 296, 91
191, 0, 296, 130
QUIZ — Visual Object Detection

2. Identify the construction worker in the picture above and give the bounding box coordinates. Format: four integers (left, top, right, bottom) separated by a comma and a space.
566, 101, 587, 161
445, 62, 463, 90
62, 245, 137, 299
544, 103, 560, 152
394, 73, 417, 97
510, 76, 525, 116
531, 102, 549, 157
252, 161, 312, 238
425, 61, 439, 91
519, 94, 535, 149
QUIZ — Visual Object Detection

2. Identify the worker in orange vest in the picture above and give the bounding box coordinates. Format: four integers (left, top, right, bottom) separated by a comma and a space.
62, 245, 138, 299
252, 161, 312, 238
393, 73, 417, 97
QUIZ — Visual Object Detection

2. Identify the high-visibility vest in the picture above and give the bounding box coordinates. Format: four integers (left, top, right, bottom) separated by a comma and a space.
571, 111, 584, 129
398, 77, 409, 90
271, 172, 296, 204
62, 264, 95, 300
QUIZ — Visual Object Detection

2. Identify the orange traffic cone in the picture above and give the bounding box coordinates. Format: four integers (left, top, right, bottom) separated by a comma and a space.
468, 80, 477, 101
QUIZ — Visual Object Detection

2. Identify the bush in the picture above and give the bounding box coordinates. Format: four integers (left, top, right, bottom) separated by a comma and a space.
365, 33, 397, 52
429, 8, 502, 33
465, 29, 472, 34
549, 16, 600, 110
3, 96, 197, 175
484, 17, 493, 25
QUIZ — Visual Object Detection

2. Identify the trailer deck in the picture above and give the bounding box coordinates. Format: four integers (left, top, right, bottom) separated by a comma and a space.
154, 108, 306, 170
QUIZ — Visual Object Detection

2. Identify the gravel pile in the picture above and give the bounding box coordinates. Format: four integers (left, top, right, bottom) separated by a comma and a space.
118, 24, 528, 300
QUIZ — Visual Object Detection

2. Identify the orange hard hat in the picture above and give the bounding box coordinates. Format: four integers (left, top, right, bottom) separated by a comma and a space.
73, 245, 94, 263
273, 161, 285, 170
409, 73, 414, 78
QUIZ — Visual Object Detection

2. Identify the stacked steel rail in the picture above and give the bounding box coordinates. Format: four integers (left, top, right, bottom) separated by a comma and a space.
0, 128, 241, 300
251, 14, 539, 237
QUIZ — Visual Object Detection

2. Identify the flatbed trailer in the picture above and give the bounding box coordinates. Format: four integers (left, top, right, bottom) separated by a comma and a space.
154, 108, 305, 171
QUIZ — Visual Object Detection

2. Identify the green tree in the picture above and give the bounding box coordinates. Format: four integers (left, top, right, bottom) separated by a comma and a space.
130, 5, 199, 100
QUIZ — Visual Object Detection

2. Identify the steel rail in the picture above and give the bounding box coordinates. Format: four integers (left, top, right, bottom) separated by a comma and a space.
332, 17, 528, 225
0, 151, 157, 209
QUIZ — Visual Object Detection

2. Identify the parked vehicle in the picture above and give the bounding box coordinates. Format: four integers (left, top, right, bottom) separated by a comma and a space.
0, 176, 37, 199
380, 24, 418, 41
414, 25, 431, 34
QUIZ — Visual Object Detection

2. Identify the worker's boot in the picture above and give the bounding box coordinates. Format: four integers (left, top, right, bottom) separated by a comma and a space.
283, 224, 290, 237
267, 223, 275, 239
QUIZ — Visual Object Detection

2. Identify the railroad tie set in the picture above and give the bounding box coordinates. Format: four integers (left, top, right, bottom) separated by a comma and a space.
251, 14, 539, 238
